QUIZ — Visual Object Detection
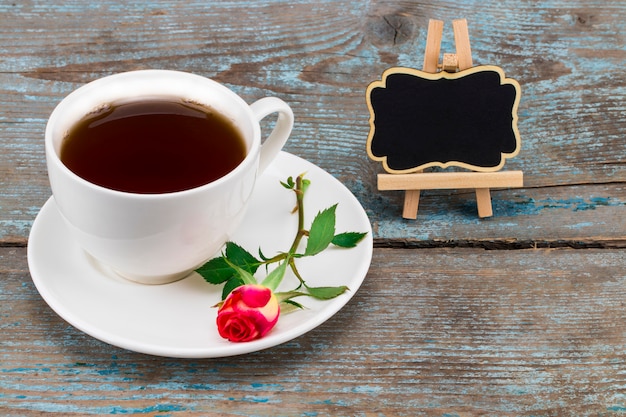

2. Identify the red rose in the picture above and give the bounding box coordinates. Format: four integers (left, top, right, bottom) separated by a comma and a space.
216, 284, 280, 342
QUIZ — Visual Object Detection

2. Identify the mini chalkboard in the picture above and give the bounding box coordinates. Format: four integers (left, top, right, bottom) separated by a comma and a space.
366, 65, 521, 173
366, 19, 524, 219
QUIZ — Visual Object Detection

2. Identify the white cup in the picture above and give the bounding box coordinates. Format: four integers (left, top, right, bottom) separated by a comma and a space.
45, 70, 294, 284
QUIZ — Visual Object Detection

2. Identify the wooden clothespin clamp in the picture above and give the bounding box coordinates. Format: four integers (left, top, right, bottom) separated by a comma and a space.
426, 19, 473, 73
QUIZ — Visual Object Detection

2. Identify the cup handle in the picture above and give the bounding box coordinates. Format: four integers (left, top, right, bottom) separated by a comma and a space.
249, 97, 294, 174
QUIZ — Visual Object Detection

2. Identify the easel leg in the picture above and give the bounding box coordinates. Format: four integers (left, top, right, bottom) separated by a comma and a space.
398, 19, 440, 221
475, 188, 493, 218
423, 19, 443, 73
452, 19, 473, 70
403, 190, 421, 219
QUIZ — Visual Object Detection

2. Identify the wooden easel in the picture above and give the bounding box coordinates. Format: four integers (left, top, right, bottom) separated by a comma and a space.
377, 19, 523, 219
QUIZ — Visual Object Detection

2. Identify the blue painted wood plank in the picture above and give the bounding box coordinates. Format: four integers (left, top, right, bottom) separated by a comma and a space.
3, 247, 626, 415
0, 0, 624, 243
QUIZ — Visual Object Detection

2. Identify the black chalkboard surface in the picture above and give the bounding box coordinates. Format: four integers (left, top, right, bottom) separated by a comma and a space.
366, 65, 521, 173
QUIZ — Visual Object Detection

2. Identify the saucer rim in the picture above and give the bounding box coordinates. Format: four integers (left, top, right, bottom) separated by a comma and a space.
27, 152, 373, 358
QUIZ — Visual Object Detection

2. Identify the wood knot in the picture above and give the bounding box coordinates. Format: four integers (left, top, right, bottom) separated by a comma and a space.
366, 14, 416, 47
575, 13, 594, 26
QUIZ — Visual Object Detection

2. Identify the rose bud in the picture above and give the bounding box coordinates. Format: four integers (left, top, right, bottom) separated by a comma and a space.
216, 284, 280, 342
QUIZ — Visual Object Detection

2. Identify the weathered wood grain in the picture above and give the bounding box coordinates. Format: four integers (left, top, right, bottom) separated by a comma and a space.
1, 2, 625, 414
2, 246, 626, 416
0, 0, 624, 243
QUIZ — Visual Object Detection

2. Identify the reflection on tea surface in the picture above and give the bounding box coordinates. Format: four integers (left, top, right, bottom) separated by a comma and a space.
61, 99, 246, 193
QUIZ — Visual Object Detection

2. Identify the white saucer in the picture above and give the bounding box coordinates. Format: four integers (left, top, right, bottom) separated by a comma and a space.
27, 152, 373, 358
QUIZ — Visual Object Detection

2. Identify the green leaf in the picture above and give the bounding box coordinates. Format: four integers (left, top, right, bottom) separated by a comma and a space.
222, 276, 244, 300
304, 204, 337, 257
280, 176, 295, 189
196, 242, 261, 285
225, 242, 261, 274
305, 285, 349, 300
280, 299, 306, 314
223, 257, 257, 286
260, 260, 288, 292
195, 256, 233, 284
258, 247, 269, 261
275, 290, 308, 302
331, 232, 368, 248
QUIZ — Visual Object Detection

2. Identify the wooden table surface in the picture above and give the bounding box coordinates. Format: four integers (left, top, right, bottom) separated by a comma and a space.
1, 1, 625, 415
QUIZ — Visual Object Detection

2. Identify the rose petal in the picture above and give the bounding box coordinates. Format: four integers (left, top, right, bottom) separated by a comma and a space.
239, 285, 271, 308
217, 312, 259, 342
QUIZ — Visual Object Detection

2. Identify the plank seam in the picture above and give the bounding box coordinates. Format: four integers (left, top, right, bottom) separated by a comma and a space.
374, 238, 626, 250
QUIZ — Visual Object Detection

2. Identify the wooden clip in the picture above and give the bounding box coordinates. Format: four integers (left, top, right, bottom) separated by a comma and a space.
424, 18, 472, 74
441, 53, 458, 72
